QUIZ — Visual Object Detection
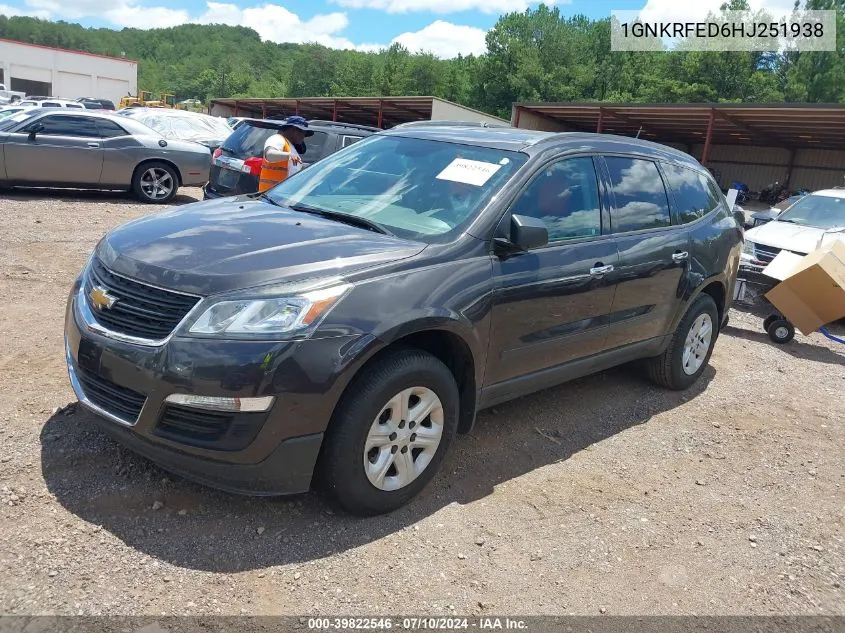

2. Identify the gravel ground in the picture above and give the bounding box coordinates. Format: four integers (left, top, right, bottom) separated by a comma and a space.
0, 188, 843, 616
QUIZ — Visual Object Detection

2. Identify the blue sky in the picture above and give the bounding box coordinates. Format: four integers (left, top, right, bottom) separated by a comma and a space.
0, 0, 796, 58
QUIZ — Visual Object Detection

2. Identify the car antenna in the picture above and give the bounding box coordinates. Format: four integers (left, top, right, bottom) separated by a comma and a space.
636, 125, 643, 138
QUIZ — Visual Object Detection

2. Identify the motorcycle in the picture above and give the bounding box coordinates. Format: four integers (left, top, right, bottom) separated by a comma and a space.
759, 180, 784, 205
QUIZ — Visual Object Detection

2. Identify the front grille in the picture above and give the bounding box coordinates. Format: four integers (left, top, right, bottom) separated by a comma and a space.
753, 243, 782, 264
752, 243, 807, 264
155, 404, 267, 451
84, 258, 199, 340
76, 368, 146, 423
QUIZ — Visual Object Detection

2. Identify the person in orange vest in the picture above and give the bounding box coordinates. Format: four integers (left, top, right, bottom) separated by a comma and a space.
258, 115, 313, 193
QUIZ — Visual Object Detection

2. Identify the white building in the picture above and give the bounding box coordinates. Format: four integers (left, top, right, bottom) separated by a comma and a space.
0, 38, 137, 104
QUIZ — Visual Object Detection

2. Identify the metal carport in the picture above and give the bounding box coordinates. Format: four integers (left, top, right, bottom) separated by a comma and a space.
209, 96, 508, 129
512, 103, 845, 191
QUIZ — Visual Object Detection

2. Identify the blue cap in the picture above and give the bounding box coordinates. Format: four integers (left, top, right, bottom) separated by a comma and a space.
282, 115, 314, 136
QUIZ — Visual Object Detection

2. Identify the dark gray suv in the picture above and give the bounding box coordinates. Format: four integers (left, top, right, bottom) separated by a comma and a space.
204, 119, 379, 199
65, 126, 742, 516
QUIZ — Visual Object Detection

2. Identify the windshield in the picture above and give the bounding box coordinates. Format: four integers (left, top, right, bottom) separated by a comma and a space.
777, 193, 845, 230
0, 110, 38, 131
265, 135, 527, 242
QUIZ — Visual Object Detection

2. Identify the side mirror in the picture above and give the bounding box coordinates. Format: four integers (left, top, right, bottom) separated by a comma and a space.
27, 123, 44, 139
496, 214, 548, 252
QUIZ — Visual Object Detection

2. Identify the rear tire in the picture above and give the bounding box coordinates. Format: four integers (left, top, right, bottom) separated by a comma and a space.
132, 162, 178, 204
317, 349, 459, 516
645, 294, 719, 390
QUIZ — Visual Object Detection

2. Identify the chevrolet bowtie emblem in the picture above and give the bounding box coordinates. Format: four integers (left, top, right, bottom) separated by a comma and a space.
89, 286, 118, 310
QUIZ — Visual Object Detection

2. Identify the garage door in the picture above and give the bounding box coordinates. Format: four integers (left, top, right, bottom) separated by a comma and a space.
10, 64, 51, 83
96, 77, 131, 106
56, 71, 92, 100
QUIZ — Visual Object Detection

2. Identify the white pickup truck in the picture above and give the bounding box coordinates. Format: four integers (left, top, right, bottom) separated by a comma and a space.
0, 83, 27, 105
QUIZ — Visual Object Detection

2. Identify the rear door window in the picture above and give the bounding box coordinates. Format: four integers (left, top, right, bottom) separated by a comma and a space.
662, 163, 720, 223
97, 119, 128, 138
604, 156, 672, 232
302, 131, 331, 161
221, 123, 279, 157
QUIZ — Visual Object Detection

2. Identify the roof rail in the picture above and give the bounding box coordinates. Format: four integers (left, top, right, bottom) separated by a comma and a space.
392, 120, 511, 129
306, 119, 381, 132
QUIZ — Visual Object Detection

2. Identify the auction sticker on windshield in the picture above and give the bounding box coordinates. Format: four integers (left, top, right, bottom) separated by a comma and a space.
436, 158, 502, 186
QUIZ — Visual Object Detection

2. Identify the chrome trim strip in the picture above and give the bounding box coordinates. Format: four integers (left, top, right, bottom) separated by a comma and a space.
95, 263, 201, 298
64, 335, 143, 428
77, 280, 205, 348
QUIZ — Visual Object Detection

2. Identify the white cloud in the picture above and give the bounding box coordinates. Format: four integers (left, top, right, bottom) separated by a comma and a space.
0, 2, 49, 17
7, 0, 486, 57
105, 4, 190, 27
392, 20, 487, 58
332, 0, 565, 14
197, 2, 383, 49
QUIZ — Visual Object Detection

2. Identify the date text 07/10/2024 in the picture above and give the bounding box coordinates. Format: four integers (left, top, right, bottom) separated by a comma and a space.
306, 618, 529, 630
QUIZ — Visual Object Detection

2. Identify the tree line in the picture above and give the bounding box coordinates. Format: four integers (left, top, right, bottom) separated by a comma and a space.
1, 0, 843, 119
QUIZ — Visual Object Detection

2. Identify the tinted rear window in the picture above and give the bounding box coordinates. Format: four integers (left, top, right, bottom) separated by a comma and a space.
662, 163, 720, 223
605, 157, 672, 232
221, 123, 281, 157
302, 131, 331, 161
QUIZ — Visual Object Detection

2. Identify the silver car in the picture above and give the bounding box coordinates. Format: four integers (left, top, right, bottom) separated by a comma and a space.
0, 109, 211, 203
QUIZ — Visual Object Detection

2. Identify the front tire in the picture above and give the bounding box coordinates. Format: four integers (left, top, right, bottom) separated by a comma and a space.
132, 162, 178, 204
317, 349, 459, 516
645, 294, 719, 390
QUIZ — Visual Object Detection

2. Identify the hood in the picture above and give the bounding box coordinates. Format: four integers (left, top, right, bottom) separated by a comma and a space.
745, 219, 828, 255
97, 196, 426, 295
751, 208, 780, 220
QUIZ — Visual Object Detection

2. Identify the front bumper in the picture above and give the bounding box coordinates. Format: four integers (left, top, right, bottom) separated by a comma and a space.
64, 278, 363, 495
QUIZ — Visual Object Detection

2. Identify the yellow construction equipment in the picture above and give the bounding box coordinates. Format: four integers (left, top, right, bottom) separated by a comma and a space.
119, 91, 179, 109
118, 90, 156, 109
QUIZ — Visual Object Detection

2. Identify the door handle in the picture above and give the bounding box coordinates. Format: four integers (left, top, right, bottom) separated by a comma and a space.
589, 263, 614, 276
86, 142, 100, 148
672, 251, 689, 263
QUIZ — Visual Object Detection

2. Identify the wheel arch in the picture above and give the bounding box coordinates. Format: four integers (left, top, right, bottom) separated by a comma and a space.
329, 317, 484, 436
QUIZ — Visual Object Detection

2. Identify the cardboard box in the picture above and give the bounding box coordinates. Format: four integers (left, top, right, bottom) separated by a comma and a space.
763, 240, 845, 335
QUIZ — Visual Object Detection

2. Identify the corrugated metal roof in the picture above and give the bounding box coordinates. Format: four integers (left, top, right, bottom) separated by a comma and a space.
209, 97, 508, 129
513, 103, 845, 150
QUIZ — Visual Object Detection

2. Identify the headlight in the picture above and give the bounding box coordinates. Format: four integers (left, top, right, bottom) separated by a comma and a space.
189, 284, 350, 336
742, 240, 755, 256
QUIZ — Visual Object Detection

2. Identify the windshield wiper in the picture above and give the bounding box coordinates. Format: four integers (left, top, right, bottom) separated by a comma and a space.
253, 192, 282, 206
777, 218, 799, 224
287, 202, 395, 236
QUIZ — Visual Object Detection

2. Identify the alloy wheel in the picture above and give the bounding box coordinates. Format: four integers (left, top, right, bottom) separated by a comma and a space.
140, 167, 174, 201
363, 387, 444, 492
682, 313, 713, 376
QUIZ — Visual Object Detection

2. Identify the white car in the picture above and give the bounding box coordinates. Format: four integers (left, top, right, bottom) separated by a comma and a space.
0, 106, 35, 120
741, 188, 845, 273
18, 99, 85, 110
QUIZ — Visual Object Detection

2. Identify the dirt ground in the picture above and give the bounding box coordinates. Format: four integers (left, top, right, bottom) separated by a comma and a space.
0, 187, 843, 616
